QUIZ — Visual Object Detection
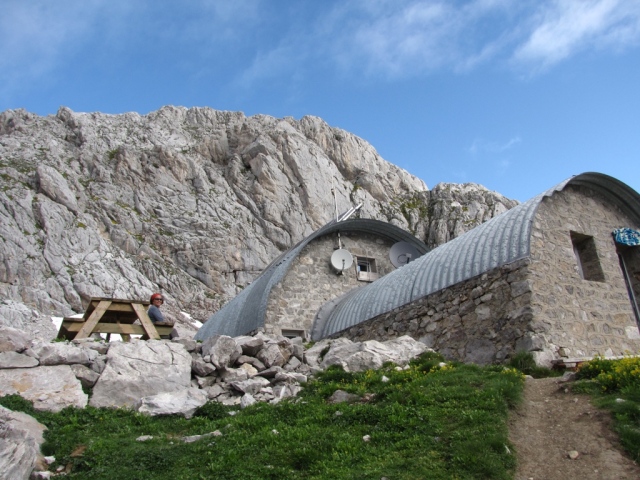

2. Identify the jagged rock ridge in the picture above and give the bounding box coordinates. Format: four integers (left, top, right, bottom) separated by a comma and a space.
0, 106, 517, 338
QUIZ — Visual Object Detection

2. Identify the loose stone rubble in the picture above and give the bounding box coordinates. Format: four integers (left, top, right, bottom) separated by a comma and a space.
0, 324, 431, 479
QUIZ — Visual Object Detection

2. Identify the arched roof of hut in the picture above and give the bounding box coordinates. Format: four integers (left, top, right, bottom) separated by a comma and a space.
312, 172, 640, 339
195, 218, 428, 340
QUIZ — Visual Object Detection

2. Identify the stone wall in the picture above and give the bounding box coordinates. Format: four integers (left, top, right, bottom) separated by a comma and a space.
528, 185, 640, 361
264, 232, 397, 338
331, 259, 532, 364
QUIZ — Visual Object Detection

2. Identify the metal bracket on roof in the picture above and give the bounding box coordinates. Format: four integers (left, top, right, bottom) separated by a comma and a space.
337, 203, 363, 222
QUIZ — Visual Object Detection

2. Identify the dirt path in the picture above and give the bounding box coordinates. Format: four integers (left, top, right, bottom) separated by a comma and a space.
509, 377, 640, 480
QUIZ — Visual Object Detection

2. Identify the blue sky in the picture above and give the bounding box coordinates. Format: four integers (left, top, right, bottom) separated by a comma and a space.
1, 0, 639, 202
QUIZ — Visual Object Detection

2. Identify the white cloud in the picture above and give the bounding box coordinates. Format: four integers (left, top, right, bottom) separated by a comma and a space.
3, 0, 640, 98
0, 0, 264, 97
513, 0, 640, 71
468, 136, 522, 155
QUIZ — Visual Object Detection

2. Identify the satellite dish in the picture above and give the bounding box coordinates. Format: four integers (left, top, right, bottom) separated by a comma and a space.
389, 242, 420, 268
331, 249, 353, 273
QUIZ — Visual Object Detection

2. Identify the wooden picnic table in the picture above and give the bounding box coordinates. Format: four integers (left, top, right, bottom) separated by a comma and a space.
57, 297, 173, 341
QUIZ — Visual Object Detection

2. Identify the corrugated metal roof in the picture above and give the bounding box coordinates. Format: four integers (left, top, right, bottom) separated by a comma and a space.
313, 173, 640, 339
195, 218, 428, 340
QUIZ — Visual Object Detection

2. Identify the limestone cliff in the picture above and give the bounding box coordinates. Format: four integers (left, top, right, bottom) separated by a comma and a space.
0, 106, 517, 338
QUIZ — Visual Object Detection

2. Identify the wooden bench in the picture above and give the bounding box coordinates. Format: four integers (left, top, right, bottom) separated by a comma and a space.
57, 297, 174, 342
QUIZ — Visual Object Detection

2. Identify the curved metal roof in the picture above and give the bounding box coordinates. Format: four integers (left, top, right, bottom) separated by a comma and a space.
313, 172, 640, 339
195, 218, 428, 340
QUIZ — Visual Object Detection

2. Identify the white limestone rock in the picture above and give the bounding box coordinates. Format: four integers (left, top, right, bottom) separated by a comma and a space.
230, 376, 271, 395
0, 351, 39, 369
240, 393, 257, 409
70, 364, 100, 388
0, 365, 87, 412
36, 164, 79, 214
203, 335, 242, 370
0, 325, 32, 353
271, 384, 303, 404
304, 338, 352, 368
191, 356, 217, 377
0, 406, 48, 480
90, 340, 191, 408
236, 354, 266, 371
321, 336, 428, 372
135, 388, 208, 419
256, 343, 291, 368
30, 342, 98, 366
235, 336, 264, 357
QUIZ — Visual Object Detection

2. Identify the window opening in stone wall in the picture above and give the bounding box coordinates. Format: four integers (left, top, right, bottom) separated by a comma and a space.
281, 329, 305, 340
570, 231, 605, 282
356, 257, 379, 282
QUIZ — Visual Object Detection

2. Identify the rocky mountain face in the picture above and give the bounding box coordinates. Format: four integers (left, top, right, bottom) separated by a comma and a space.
0, 106, 517, 339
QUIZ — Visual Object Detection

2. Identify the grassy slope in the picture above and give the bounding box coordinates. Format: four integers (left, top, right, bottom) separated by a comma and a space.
1, 352, 525, 480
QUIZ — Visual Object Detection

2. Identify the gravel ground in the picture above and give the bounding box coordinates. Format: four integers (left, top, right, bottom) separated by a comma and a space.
509, 377, 640, 480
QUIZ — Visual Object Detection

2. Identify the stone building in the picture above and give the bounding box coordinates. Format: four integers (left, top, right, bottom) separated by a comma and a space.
320, 173, 640, 365
197, 172, 640, 366
195, 218, 428, 341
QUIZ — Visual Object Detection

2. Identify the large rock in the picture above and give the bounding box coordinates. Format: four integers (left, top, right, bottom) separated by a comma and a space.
256, 343, 291, 368
70, 364, 100, 388
0, 351, 39, 369
235, 336, 264, 357
135, 388, 208, 419
36, 164, 79, 214
90, 340, 191, 408
230, 377, 271, 395
202, 335, 242, 370
29, 342, 98, 366
0, 406, 47, 480
321, 336, 429, 372
0, 365, 87, 412
0, 325, 32, 353
304, 338, 352, 368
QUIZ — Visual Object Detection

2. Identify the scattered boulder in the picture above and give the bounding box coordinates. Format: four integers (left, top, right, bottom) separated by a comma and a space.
0, 406, 48, 480
235, 336, 264, 357
0, 325, 32, 353
257, 343, 290, 368
1, 328, 435, 414
29, 342, 98, 366
321, 336, 429, 372
0, 351, 39, 369
70, 364, 100, 389
203, 335, 242, 369
90, 340, 191, 408
135, 388, 208, 419
0, 365, 87, 412
327, 389, 361, 404
230, 377, 271, 395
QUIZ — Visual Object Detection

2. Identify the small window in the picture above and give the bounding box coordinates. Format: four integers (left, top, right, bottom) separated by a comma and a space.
281, 329, 305, 340
356, 257, 379, 282
571, 232, 605, 282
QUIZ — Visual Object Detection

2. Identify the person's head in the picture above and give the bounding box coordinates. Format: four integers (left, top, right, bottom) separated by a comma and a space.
150, 293, 164, 306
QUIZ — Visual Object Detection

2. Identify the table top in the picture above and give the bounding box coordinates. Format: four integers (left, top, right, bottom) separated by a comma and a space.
83, 297, 151, 324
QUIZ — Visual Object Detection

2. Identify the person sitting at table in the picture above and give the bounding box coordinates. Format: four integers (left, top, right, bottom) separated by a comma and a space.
147, 293, 173, 325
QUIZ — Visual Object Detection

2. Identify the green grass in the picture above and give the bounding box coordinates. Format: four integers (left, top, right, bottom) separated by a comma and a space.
507, 351, 561, 379
573, 356, 640, 462
1, 352, 524, 479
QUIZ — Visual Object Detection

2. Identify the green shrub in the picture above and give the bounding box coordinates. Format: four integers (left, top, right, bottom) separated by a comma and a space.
508, 351, 559, 378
